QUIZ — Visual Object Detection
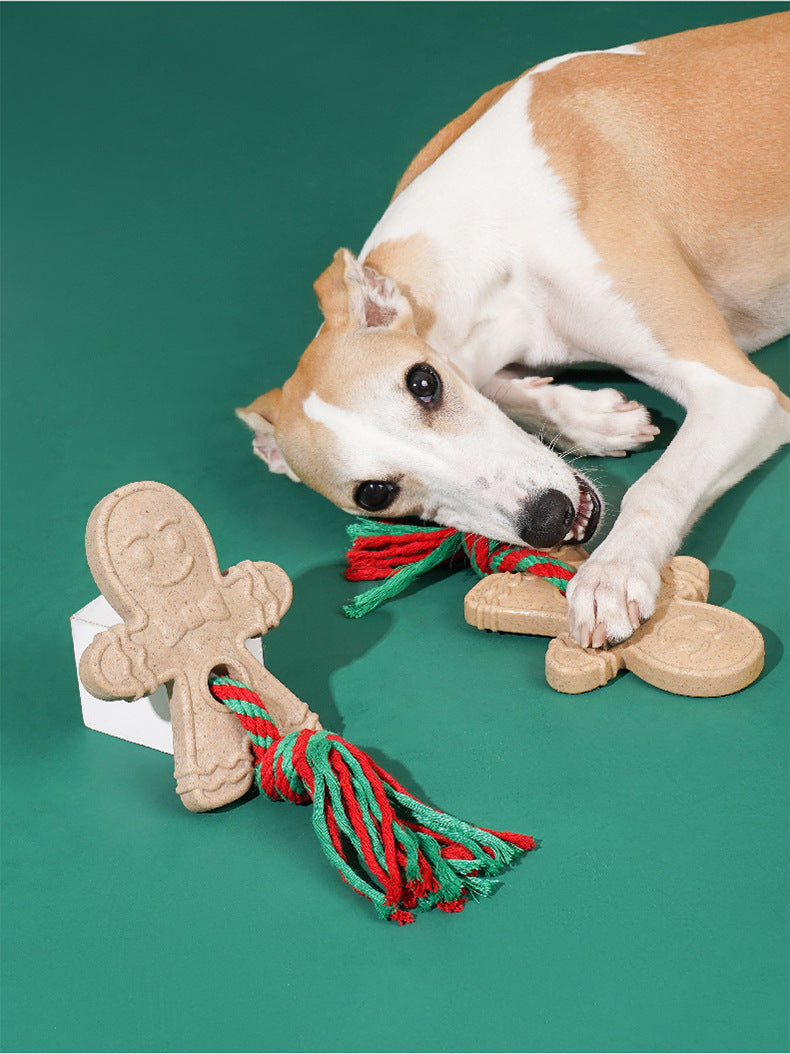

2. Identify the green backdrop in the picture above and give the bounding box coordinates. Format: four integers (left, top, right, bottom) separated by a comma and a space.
2, 3, 788, 1052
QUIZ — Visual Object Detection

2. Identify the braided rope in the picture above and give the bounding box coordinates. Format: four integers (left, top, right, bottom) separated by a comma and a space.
210, 676, 534, 924
343, 518, 576, 617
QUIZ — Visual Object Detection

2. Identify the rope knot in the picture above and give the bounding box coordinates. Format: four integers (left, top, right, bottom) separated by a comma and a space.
256, 727, 319, 804
210, 676, 534, 923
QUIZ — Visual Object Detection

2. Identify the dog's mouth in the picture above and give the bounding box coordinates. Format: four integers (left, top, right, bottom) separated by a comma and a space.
564, 474, 601, 544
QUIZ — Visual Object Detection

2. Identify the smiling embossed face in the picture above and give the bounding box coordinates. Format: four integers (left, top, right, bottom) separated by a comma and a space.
238, 250, 601, 549
105, 488, 208, 604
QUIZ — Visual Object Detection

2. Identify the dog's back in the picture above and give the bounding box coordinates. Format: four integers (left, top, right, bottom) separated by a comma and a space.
528, 14, 790, 354
379, 14, 789, 357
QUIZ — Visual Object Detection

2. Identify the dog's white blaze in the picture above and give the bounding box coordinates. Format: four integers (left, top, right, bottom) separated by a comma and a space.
361, 69, 672, 392
302, 390, 579, 542
302, 390, 434, 474
302, 390, 533, 489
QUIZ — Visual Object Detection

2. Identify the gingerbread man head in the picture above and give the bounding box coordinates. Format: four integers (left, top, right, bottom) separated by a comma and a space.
87, 483, 234, 628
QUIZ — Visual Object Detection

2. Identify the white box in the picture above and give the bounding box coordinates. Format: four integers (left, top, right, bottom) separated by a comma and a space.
71, 596, 263, 754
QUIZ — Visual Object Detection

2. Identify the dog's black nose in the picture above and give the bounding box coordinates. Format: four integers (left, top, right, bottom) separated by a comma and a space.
517, 489, 575, 548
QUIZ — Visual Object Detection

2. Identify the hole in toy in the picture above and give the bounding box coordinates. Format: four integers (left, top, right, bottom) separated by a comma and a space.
208, 665, 250, 712
210, 663, 245, 684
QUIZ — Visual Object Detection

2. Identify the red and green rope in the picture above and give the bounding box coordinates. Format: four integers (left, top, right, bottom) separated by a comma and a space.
210, 675, 535, 924
343, 518, 576, 617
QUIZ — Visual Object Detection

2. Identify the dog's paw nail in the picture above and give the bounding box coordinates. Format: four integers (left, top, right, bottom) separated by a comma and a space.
574, 623, 593, 649
627, 600, 642, 629
591, 624, 608, 649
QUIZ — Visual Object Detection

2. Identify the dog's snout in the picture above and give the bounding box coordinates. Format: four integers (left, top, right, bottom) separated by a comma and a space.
517, 489, 575, 548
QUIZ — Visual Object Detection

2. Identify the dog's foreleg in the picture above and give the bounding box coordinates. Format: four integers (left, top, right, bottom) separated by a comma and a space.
481, 373, 658, 455
566, 363, 790, 647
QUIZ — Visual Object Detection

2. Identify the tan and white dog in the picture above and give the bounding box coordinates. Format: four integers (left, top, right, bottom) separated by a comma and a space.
238, 14, 790, 649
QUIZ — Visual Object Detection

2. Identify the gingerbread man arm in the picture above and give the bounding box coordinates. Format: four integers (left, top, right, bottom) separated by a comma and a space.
221, 560, 293, 635
221, 560, 322, 734
79, 624, 158, 701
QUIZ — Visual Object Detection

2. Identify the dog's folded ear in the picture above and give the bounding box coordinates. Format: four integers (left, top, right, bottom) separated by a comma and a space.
314, 248, 415, 333
235, 391, 301, 482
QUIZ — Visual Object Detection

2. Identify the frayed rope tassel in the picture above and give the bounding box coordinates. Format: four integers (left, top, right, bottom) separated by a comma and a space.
210, 676, 535, 924
343, 518, 576, 617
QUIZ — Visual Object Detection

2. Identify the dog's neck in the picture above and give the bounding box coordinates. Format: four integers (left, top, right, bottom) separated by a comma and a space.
358, 75, 607, 385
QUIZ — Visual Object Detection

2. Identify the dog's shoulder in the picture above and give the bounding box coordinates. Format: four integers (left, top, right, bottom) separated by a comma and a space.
391, 77, 518, 200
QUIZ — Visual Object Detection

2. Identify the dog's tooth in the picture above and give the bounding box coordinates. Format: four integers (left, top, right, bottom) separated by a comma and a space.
572, 514, 589, 540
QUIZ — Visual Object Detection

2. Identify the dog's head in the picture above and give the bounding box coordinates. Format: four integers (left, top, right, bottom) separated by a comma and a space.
238, 249, 601, 548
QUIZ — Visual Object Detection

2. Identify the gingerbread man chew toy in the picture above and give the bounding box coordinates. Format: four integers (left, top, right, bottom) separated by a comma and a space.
464, 550, 765, 696
79, 482, 321, 812
78, 482, 536, 923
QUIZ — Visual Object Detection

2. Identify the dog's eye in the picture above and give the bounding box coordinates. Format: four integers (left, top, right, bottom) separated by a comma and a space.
354, 480, 399, 512
406, 363, 441, 405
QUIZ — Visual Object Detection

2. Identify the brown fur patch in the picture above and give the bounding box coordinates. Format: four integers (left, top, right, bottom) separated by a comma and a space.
528, 14, 790, 404
313, 249, 356, 329
237, 388, 282, 432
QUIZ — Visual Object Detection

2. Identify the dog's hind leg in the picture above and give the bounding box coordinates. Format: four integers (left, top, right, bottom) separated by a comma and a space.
480, 373, 659, 455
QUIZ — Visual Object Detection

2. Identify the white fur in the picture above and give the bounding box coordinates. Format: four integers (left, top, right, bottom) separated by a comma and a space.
480, 376, 660, 457
361, 71, 672, 388
567, 362, 790, 643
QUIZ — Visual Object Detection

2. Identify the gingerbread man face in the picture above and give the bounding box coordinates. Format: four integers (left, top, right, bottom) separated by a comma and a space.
88, 483, 220, 628
110, 498, 196, 592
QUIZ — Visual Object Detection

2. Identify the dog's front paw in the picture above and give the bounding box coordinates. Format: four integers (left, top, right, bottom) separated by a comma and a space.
552, 388, 659, 457
565, 553, 661, 648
